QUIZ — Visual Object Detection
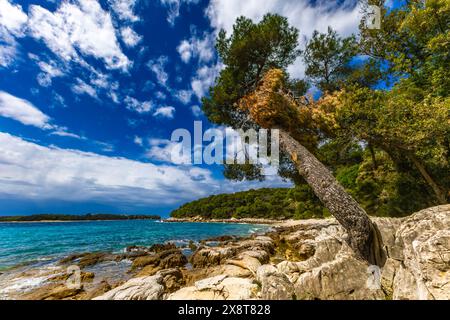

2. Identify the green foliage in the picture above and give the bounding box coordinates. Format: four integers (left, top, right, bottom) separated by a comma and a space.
171, 187, 326, 220
303, 27, 358, 92
198, 1, 449, 219
203, 13, 300, 128
223, 163, 264, 181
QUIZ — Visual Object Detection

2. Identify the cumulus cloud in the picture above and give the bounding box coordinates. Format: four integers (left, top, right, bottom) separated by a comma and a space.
27, 0, 131, 71
153, 106, 175, 119
147, 56, 170, 89
177, 33, 214, 64
52, 92, 67, 108
155, 91, 167, 100
108, 0, 139, 22
0, 132, 217, 205
0, 0, 28, 67
146, 138, 190, 164
120, 26, 142, 48
160, 0, 200, 26
175, 89, 193, 105
0, 43, 18, 67
36, 60, 64, 87
0, 91, 52, 129
72, 78, 98, 99
0, 132, 290, 206
133, 135, 143, 146
89, 71, 121, 103
191, 105, 202, 117
206, 0, 362, 78
124, 96, 153, 113
0, 0, 27, 37
191, 63, 223, 100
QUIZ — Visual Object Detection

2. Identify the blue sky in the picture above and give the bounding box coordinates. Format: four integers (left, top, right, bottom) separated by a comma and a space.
0, 0, 374, 216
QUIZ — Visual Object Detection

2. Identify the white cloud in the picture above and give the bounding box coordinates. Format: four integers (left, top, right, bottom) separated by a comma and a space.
146, 138, 190, 164
0, 91, 86, 139
0, 91, 52, 129
0, 132, 291, 207
0, 0, 28, 37
175, 89, 193, 105
191, 105, 202, 117
177, 33, 214, 63
147, 56, 170, 89
206, 0, 362, 78
191, 63, 223, 100
120, 26, 142, 48
153, 106, 175, 119
52, 92, 67, 108
36, 60, 64, 87
0, 0, 27, 67
28, 0, 131, 71
177, 40, 192, 63
0, 43, 17, 67
27, 54, 65, 87
72, 78, 98, 99
133, 135, 143, 146
108, 0, 139, 22
89, 71, 121, 103
160, 0, 200, 26
155, 91, 167, 100
50, 128, 84, 139
0, 132, 218, 206
124, 96, 153, 113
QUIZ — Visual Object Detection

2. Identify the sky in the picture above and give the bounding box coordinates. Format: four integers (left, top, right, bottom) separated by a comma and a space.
0, 0, 379, 216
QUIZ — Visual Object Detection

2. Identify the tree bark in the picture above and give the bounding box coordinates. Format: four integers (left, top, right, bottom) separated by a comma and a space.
279, 129, 384, 265
381, 143, 448, 205
406, 152, 448, 205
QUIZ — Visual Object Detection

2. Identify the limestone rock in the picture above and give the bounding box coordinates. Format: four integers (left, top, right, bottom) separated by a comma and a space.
294, 251, 385, 300
226, 255, 261, 274
190, 247, 237, 268
93, 275, 164, 300
218, 265, 252, 278
168, 276, 258, 300
257, 264, 294, 300
22, 283, 82, 300
392, 205, 450, 300
132, 248, 187, 273
158, 268, 184, 293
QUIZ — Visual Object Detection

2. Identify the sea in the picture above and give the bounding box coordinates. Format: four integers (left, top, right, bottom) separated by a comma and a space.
0, 219, 270, 271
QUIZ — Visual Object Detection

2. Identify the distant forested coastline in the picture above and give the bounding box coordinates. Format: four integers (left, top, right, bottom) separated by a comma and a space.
170, 187, 329, 220
0, 213, 161, 222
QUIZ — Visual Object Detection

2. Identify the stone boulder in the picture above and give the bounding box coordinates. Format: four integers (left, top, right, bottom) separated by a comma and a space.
391, 205, 450, 300
167, 275, 258, 300
93, 274, 164, 300
132, 249, 187, 276
190, 247, 237, 268
256, 264, 295, 300
293, 249, 385, 300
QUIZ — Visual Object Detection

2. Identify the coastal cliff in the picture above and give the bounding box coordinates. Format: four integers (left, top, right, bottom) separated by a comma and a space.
7, 205, 450, 300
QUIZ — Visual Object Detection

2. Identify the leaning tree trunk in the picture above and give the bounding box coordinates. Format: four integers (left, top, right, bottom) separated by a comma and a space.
279, 129, 384, 266
406, 152, 448, 205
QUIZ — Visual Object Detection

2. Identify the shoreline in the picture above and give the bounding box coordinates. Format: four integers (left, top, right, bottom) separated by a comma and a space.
0, 218, 162, 224
0, 206, 448, 300
0, 219, 271, 280
163, 216, 334, 228
164, 217, 283, 225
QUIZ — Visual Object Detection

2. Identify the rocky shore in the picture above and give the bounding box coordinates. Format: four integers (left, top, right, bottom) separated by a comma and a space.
164, 217, 281, 224
2, 205, 449, 300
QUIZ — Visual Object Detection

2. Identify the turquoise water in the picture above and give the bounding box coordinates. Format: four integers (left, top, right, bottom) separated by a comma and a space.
0, 220, 269, 270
